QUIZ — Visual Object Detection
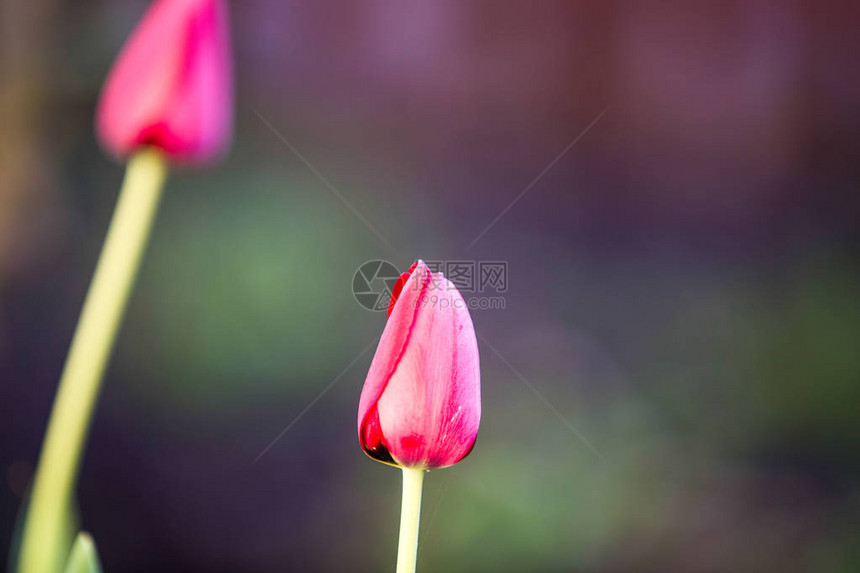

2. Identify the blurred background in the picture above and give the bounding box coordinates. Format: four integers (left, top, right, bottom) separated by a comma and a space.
2, 1, 860, 571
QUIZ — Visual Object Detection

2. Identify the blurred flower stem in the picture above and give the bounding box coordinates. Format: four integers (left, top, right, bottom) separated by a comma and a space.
18, 148, 168, 573
396, 468, 425, 573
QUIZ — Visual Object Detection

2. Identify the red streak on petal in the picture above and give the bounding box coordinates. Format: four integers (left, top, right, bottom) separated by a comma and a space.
387, 261, 419, 317
397, 434, 425, 456
359, 405, 396, 465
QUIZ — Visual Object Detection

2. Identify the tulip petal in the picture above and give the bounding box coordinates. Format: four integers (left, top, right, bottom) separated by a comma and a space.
358, 261, 430, 453
387, 261, 418, 317
376, 276, 480, 468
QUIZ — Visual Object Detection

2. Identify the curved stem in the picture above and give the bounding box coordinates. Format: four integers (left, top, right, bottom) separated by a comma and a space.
395, 467, 425, 573
18, 149, 168, 573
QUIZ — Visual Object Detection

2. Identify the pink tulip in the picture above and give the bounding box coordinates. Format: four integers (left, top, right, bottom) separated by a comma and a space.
96, 0, 233, 164
358, 261, 481, 469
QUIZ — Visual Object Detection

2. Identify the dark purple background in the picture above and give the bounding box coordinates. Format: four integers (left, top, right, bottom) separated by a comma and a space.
2, 2, 859, 571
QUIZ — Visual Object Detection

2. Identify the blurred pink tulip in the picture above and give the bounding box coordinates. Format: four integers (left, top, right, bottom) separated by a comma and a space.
96, 0, 233, 164
358, 261, 481, 469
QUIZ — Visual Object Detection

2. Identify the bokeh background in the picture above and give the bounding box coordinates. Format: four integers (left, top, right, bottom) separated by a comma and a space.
2, 1, 860, 572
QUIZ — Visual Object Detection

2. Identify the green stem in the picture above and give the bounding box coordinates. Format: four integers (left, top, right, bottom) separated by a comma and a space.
395, 467, 425, 573
18, 149, 168, 573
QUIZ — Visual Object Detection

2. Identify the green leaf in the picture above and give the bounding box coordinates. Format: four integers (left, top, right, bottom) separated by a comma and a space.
63, 533, 102, 573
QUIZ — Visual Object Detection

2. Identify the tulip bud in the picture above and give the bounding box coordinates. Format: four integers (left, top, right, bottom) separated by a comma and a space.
358, 261, 481, 469
96, 0, 233, 164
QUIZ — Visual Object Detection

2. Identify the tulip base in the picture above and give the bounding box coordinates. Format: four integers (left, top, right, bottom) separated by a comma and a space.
17, 149, 168, 573
395, 467, 426, 573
